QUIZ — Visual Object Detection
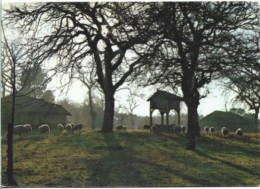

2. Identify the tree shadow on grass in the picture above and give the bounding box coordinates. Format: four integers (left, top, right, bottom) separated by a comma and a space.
197, 135, 260, 158
86, 152, 219, 187
194, 149, 260, 177
212, 133, 260, 145
87, 132, 144, 187
85, 132, 221, 187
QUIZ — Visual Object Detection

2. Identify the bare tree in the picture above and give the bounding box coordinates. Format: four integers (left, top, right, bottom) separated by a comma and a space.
136, 2, 259, 149
5, 2, 156, 132
117, 85, 143, 129
2, 18, 55, 185
127, 90, 140, 130
221, 63, 259, 126
1, 42, 14, 97
75, 56, 101, 130
220, 22, 260, 127
2, 24, 23, 187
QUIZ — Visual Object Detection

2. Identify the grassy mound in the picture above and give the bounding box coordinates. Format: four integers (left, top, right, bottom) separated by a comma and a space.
200, 111, 256, 132
1, 130, 260, 187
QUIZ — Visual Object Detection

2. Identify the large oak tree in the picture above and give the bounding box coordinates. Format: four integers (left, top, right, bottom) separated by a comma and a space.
136, 2, 259, 149
5, 2, 156, 132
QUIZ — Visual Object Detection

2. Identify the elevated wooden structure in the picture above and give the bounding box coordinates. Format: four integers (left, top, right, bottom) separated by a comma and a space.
147, 90, 183, 126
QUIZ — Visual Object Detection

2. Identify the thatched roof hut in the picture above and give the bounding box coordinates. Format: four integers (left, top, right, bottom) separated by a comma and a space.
1, 95, 71, 130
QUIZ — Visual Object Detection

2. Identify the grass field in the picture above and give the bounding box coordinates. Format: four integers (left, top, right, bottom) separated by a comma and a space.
1, 130, 260, 187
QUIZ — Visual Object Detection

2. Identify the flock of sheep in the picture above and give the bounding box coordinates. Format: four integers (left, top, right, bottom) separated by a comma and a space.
12, 122, 244, 137
204, 126, 244, 137
142, 124, 244, 137
12, 123, 83, 137
143, 124, 186, 134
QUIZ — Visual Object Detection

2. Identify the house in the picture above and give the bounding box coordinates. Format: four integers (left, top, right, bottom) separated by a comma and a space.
1, 95, 71, 131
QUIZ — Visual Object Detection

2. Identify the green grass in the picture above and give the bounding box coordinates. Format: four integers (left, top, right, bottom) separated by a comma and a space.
1, 130, 260, 187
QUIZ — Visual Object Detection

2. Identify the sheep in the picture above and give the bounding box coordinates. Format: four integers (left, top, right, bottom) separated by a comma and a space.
13, 125, 27, 136
72, 124, 83, 133
236, 128, 243, 137
150, 124, 159, 132
56, 124, 64, 132
65, 124, 73, 133
204, 126, 209, 133
24, 124, 32, 133
174, 125, 181, 133
116, 125, 126, 130
38, 124, 50, 134
209, 127, 215, 134
150, 124, 161, 132
221, 127, 229, 136
151, 124, 174, 133
143, 125, 151, 130
151, 124, 161, 132
181, 125, 186, 133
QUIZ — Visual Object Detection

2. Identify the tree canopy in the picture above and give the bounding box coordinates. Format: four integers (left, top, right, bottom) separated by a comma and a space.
135, 2, 259, 149
5, 2, 158, 132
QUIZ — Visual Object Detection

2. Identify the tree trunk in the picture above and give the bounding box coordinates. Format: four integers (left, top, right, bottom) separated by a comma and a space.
7, 61, 17, 186
195, 114, 201, 137
2, 84, 6, 97
182, 71, 201, 149
185, 101, 199, 150
88, 88, 97, 130
254, 107, 259, 132
90, 112, 97, 130
7, 123, 16, 186
130, 114, 134, 130
101, 92, 115, 132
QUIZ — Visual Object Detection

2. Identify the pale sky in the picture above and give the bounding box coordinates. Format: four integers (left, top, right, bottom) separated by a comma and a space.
47, 77, 237, 117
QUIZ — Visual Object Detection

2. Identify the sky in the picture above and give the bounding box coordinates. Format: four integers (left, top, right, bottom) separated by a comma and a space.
47, 77, 236, 117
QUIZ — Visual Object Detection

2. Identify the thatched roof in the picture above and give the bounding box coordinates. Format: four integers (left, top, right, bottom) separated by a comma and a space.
147, 90, 183, 101
2, 95, 71, 116
147, 90, 183, 111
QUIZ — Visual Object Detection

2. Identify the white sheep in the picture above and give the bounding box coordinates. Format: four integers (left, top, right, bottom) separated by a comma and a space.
150, 124, 166, 132
116, 125, 126, 131
14, 125, 27, 136
24, 124, 32, 133
65, 124, 73, 133
221, 127, 229, 136
72, 124, 83, 133
150, 124, 175, 133
204, 126, 209, 133
56, 124, 64, 132
209, 127, 215, 134
236, 128, 243, 137
38, 124, 50, 134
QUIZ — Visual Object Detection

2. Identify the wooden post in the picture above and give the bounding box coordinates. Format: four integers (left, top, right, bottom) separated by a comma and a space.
166, 111, 169, 126
160, 110, 164, 125
150, 105, 153, 127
